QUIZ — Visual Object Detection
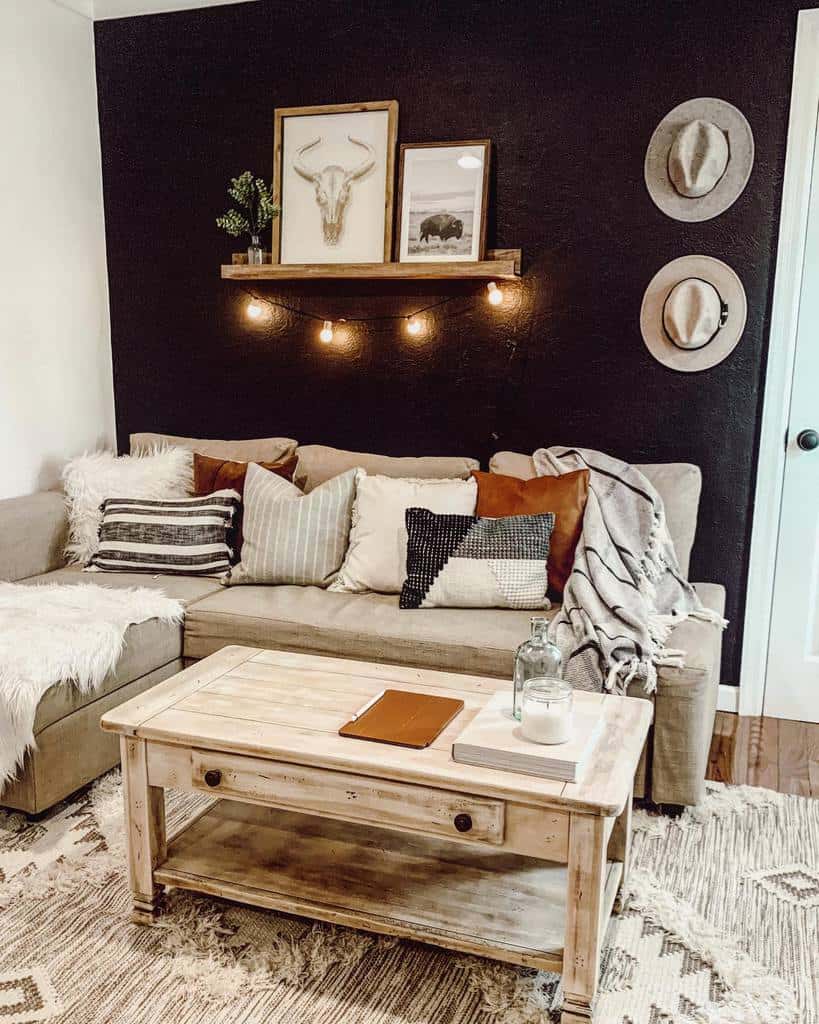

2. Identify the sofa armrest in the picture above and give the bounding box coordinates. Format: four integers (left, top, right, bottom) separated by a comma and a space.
0, 491, 68, 582
649, 582, 726, 805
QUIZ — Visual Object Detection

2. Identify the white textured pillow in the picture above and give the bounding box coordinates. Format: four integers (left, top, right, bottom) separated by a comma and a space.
62, 448, 193, 565
330, 475, 477, 595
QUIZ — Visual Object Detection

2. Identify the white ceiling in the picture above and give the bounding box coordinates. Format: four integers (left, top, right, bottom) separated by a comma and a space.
54, 0, 257, 19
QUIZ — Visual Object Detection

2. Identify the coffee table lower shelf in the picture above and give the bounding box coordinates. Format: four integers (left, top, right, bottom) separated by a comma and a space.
154, 799, 623, 973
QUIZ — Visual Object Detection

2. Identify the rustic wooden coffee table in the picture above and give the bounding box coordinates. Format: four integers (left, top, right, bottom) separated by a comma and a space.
101, 645, 651, 1024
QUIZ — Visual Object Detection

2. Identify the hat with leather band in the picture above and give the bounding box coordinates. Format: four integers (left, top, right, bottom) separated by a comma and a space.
644, 98, 754, 221
640, 255, 747, 372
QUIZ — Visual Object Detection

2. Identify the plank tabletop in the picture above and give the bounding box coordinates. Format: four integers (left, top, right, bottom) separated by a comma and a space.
101, 645, 652, 815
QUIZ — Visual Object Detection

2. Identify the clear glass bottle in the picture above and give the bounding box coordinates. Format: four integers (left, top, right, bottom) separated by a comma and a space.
247, 234, 264, 265
513, 616, 562, 721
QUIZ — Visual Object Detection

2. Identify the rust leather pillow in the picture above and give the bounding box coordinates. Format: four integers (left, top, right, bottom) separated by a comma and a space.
193, 452, 298, 558
471, 468, 590, 597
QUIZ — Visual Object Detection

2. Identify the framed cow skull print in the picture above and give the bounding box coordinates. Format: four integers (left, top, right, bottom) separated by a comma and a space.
273, 101, 398, 264
396, 141, 490, 263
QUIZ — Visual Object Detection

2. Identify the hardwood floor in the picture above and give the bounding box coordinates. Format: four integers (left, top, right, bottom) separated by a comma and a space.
707, 712, 819, 796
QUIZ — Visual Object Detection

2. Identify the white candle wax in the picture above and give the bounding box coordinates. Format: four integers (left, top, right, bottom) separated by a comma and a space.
521, 698, 573, 744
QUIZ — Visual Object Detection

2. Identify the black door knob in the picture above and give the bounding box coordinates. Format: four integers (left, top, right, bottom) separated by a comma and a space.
203, 769, 222, 788
797, 429, 819, 451
453, 813, 473, 833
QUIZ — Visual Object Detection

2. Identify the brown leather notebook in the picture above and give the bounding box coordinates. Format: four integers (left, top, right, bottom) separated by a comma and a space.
339, 689, 464, 749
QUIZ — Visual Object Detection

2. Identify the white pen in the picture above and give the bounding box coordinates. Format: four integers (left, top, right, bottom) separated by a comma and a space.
351, 689, 385, 721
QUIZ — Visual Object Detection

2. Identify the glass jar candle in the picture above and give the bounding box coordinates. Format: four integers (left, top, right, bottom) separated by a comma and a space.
520, 678, 573, 745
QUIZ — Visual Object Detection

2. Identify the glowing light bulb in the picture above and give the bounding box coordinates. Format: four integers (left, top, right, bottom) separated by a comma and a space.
319, 320, 334, 343
406, 317, 422, 336
487, 281, 503, 306
458, 154, 482, 169
246, 300, 263, 319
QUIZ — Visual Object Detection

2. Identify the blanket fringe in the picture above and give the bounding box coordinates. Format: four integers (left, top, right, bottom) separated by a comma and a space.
690, 607, 729, 629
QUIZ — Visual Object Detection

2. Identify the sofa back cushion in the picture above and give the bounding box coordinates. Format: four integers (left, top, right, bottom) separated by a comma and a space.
0, 491, 68, 582
489, 451, 701, 577
130, 432, 297, 463
294, 444, 479, 493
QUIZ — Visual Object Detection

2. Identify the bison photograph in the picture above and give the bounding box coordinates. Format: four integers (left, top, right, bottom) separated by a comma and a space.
398, 142, 488, 261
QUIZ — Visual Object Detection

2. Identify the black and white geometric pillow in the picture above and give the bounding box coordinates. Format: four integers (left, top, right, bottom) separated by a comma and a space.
87, 490, 240, 577
400, 508, 555, 609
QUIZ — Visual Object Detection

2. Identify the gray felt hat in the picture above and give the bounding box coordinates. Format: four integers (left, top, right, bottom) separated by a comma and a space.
644, 98, 754, 222
640, 255, 747, 372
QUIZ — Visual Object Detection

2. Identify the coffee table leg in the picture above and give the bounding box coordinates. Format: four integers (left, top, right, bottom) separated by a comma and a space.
120, 737, 166, 924
561, 814, 606, 1023
609, 785, 633, 912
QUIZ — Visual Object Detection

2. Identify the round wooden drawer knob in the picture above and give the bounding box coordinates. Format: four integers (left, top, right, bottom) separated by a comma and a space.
204, 769, 222, 788
453, 813, 473, 833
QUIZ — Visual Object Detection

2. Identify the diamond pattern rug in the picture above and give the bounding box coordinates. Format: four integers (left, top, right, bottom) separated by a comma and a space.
0, 777, 814, 1024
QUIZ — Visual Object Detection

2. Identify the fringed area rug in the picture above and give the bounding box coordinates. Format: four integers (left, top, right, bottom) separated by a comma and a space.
0, 776, 814, 1024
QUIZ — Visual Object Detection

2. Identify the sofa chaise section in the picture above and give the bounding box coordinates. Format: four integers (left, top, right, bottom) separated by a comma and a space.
0, 493, 223, 813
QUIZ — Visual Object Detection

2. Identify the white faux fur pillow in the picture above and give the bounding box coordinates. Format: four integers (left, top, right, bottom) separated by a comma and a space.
330, 474, 477, 595
62, 448, 193, 565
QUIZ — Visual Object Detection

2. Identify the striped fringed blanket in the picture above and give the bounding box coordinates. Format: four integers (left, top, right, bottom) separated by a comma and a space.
534, 447, 727, 694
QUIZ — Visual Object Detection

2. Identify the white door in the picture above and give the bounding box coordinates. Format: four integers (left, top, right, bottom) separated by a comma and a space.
764, 109, 819, 722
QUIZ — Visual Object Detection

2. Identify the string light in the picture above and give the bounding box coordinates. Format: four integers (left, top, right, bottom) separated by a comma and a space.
237, 281, 516, 340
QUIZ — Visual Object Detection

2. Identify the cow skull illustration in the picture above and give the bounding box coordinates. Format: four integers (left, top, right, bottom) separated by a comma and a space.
293, 136, 376, 246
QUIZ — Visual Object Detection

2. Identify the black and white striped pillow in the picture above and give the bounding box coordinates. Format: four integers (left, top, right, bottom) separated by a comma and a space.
87, 490, 240, 576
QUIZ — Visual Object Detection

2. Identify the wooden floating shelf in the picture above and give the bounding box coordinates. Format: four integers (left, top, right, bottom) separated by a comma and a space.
221, 248, 521, 281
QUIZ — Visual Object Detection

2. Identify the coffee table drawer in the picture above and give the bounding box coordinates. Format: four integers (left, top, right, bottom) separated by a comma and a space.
189, 748, 506, 845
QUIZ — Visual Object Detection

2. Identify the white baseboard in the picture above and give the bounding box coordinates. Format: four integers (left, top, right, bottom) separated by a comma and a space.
717, 684, 740, 714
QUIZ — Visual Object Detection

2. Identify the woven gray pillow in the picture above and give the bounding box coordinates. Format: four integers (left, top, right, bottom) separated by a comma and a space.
228, 464, 358, 587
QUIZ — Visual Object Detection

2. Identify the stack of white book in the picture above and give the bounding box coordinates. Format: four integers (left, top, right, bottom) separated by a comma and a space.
451, 690, 604, 783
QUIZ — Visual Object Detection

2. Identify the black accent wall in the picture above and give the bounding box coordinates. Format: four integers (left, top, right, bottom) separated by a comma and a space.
95, 0, 805, 685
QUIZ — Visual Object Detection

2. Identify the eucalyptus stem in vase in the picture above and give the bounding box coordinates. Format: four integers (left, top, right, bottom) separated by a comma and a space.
216, 171, 279, 265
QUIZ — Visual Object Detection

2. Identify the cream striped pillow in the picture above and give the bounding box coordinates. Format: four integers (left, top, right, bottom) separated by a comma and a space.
227, 463, 359, 587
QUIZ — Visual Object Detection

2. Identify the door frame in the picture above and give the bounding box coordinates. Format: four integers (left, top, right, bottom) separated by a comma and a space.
740, 7, 819, 716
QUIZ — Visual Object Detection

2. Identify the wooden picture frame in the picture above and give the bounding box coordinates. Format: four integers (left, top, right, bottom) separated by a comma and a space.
272, 100, 398, 265
395, 140, 490, 263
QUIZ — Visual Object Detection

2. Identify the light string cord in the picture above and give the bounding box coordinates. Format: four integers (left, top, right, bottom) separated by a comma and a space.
239, 287, 482, 325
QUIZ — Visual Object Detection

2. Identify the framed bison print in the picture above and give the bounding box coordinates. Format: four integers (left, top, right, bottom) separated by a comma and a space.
396, 141, 490, 263
273, 101, 398, 264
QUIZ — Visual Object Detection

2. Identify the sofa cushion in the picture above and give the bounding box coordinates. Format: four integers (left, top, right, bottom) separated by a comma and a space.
185, 584, 544, 677
130, 432, 297, 463
294, 444, 480, 493
20, 564, 225, 604
489, 451, 701, 577
0, 491, 67, 582
15, 566, 222, 731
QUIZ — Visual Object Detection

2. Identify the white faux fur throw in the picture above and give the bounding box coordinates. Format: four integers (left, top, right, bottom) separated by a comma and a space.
62, 447, 193, 566
0, 582, 184, 789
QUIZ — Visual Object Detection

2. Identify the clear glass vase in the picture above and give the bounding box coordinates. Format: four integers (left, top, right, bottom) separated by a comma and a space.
513, 616, 563, 721
247, 234, 263, 265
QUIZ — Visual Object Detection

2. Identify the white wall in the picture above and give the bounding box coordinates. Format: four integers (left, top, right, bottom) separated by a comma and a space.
0, 0, 114, 500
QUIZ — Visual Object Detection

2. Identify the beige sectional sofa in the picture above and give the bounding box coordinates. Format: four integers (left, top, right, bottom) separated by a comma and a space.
0, 444, 726, 814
